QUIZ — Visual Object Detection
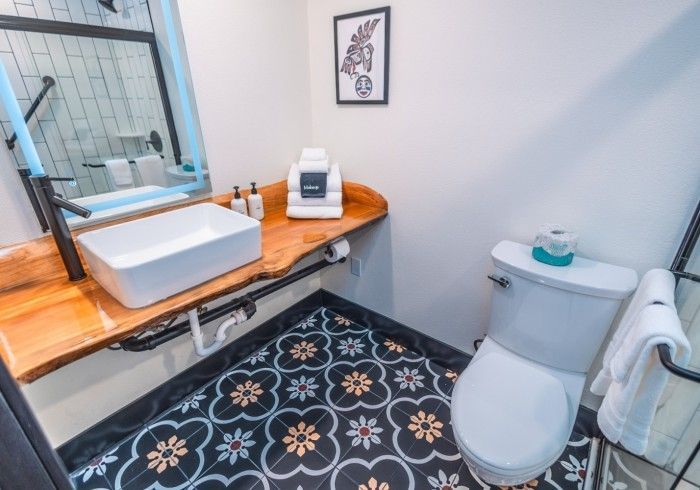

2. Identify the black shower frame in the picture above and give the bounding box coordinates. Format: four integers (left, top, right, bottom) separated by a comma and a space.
0, 14, 183, 230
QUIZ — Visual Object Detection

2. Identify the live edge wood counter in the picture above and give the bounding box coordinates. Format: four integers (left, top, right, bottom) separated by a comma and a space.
0, 181, 388, 384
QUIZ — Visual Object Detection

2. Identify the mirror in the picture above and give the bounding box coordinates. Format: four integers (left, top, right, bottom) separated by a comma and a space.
0, 0, 210, 229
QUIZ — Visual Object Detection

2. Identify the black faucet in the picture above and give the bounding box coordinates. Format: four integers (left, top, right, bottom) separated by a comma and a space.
29, 174, 92, 281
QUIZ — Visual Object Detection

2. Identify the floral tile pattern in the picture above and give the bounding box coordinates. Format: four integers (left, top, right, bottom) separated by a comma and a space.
71, 307, 592, 489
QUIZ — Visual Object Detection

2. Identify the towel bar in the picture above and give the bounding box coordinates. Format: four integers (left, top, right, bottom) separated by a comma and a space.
657, 344, 700, 383
81, 154, 165, 169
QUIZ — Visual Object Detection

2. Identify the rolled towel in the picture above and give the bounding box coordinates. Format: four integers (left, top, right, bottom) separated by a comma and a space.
287, 205, 342, 219
300, 147, 327, 161
134, 155, 167, 187
298, 158, 329, 174
105, 158, 134, 189
288, 163, 341, 192
288, 191, 342, 207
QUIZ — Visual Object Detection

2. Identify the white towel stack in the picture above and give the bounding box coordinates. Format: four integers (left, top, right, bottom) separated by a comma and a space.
287, 148, 343, 219
590, 269, 692, 455
104, 159, 134, 190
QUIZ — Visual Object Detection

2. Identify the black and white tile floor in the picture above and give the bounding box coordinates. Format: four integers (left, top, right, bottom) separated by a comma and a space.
71, 307, 592, 489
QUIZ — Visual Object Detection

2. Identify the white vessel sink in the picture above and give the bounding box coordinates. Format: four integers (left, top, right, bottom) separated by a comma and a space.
77, 203, 262, 308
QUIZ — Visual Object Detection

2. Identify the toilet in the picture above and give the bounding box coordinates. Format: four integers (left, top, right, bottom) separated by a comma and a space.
451, 240, 638, 486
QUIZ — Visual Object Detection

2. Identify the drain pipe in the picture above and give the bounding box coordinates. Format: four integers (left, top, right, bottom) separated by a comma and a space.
188, 303, 251, 356
119, 238, 348, 353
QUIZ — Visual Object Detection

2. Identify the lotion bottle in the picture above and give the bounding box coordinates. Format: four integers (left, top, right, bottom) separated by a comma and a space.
230, 186, 248, 215
247, 182, 264, 220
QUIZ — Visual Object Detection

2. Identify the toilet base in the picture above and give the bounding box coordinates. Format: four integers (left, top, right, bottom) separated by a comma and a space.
457, 441, 566, 486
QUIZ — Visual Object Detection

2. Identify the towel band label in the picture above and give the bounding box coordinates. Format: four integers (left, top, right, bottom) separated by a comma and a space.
300, 173, 327, 198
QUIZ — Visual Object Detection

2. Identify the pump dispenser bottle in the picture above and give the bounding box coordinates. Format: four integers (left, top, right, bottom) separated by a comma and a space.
230, 186, 248, 215
247, 182, 264, 220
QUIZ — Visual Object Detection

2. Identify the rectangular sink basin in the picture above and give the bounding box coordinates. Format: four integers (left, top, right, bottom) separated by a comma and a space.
77, 203, 262, 308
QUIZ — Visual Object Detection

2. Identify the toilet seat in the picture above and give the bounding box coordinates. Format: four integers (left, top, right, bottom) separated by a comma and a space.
451, 348, 571, 485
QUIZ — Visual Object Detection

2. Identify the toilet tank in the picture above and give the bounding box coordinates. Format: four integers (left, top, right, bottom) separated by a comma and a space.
488, 241, 638, 373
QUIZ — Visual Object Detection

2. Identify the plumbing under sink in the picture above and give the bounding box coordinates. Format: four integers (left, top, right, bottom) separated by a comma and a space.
77, 203, 262, 308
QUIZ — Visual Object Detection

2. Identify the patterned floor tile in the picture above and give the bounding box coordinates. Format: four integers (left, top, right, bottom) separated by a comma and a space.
71, 307, 593, 490
261, 404, 341, 486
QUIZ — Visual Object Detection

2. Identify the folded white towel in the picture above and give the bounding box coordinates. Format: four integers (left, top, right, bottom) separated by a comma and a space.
591, 269, 676, 395
288, 163, 342, 192
104, 159, 134, 189
134, 155, 167, 187
287, 205, 342, 219
298, 158, 329, 174
596, 304, 690, 454
300, 147, 327, 161
288, 191, 342, 207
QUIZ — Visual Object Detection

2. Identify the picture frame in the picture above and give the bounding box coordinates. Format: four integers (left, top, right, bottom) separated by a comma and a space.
334, 6, 390, 104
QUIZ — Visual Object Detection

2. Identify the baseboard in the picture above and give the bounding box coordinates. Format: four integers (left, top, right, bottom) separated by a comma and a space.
320, 289, 472, 373
58, 287, 598, 472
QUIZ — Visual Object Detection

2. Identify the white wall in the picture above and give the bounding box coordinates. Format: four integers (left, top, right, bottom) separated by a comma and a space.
309, 1, 700, 410
20, 0, 316, 444
177, 0, 312, 193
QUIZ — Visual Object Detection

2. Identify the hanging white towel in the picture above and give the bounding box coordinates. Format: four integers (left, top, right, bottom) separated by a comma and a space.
591, 268, 677, 395
134, 155, 167, 187
596, 304, 691, 454
288, 163, 342, 192
286, 205, 343, 219
300, 147, 327, 161
298, 158, 329, 174
104, 159, 134, 190
287, 191, 342, 207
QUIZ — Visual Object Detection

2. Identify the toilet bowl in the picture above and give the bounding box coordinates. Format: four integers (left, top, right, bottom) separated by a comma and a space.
451, 240, 638, 485
451, 338, 583, 485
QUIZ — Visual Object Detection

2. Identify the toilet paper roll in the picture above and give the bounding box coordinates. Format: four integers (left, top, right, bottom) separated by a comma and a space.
324, 237, 350, 263
533, 224, 578, 257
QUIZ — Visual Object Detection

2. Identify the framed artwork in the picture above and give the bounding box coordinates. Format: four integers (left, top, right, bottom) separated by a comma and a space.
334, 6, 390, 104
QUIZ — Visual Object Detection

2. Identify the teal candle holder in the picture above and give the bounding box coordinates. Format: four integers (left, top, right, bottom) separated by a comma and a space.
532, 246, 574, 266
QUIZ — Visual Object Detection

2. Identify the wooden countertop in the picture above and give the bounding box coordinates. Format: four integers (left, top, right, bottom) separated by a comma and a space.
0, 181, 387, 383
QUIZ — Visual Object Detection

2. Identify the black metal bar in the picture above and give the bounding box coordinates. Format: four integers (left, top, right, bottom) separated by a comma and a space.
0, 14, 156, 42
17, 168, 49, 232
149, 41, 182, 166
30, 175, 90, 281
120, 257, 340, 352
671, 270, 700, 284
657, 344, 700, 383
671, 199, 700, 273
670, 439, 700, 490
5, 75, 54, 150
82, 154, 164, 168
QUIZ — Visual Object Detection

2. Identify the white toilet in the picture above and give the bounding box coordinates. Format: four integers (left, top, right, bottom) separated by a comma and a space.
451, 240, 638, 486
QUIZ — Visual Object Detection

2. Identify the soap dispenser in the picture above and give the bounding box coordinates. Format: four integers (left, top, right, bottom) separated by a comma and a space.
247, 182, 264, 220
230, 186, 248, 215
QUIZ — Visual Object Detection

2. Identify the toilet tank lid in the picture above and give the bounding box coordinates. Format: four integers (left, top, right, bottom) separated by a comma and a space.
492, 240, 638, 299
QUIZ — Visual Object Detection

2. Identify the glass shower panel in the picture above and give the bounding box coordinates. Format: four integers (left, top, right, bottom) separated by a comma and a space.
0, 28, 176, 199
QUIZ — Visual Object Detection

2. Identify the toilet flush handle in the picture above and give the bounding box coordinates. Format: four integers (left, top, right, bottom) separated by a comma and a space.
487, 274, 511, 289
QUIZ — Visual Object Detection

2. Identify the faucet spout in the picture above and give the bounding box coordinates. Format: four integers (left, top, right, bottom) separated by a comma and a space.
29, 175, 88, 281
51, 194, 92, 219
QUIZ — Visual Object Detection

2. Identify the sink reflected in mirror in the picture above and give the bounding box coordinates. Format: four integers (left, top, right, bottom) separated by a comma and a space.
65, 185, 189, 228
